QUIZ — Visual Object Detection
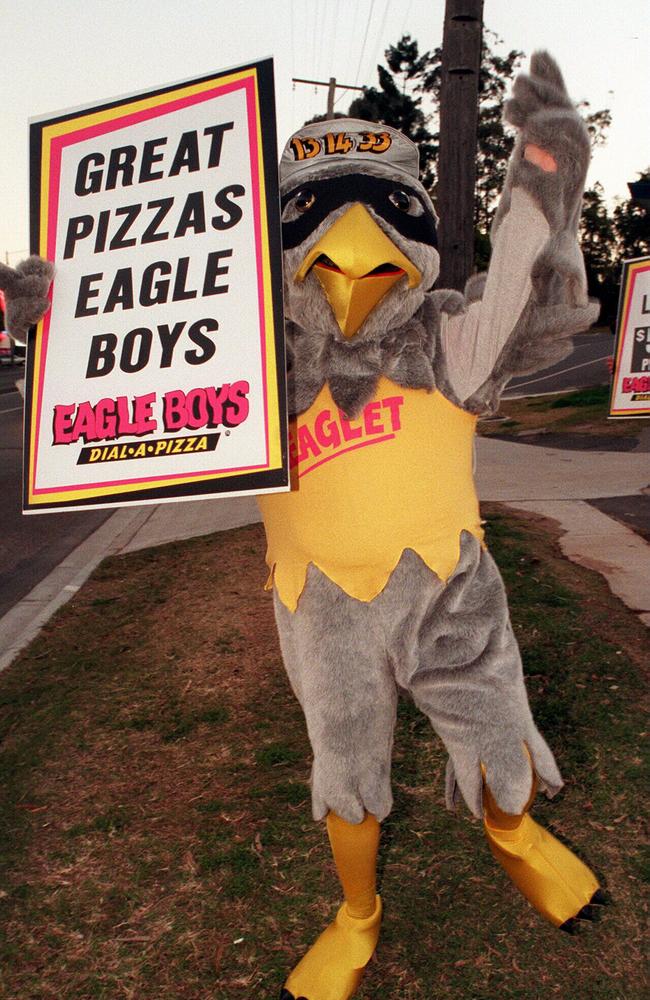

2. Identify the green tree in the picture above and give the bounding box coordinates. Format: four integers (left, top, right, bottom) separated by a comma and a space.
348, 31, 524, 230
613, 168, 650, 260
579, 184, 618, 328
348, 31, 610, 269
347, 34, 438, 187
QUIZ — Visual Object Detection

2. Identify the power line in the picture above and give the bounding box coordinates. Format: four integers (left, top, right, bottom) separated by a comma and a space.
362, 0, 391, 89
315, 0, 327, 80
311, 2, 319, 86
309, 2, 320, 120
319, 0, 336, 82
400, 0, 413, 38
331, 0, 340, 59
341, 1, 362, 98
378, 0, 391, 44
354, 0, 376, 86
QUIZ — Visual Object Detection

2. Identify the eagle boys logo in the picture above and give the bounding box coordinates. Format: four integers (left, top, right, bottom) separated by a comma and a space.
52, 381, 251, 465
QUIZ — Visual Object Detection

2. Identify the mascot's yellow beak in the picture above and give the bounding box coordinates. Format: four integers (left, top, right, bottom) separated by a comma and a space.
294, 203, 421, 338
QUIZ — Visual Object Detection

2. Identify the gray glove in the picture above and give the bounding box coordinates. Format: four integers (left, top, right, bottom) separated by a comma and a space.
0, 256, 54, 344
496, 50, 593, 309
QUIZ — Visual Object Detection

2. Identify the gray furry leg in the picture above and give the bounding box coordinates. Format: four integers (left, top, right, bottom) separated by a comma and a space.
403, 536, 562, 817
273, 567, 397, 824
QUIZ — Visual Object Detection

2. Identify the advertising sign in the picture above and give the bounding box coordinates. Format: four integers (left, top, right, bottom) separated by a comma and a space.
25, 59, 287, 512
609, 256, 650, 418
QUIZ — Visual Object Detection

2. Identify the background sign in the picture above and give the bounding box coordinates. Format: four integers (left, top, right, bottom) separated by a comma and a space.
25, 59, 287, 512
609, 256, 650, 418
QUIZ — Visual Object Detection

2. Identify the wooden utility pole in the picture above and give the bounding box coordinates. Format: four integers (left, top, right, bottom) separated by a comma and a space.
327, 77, 336, 118
437, 0, 484, 290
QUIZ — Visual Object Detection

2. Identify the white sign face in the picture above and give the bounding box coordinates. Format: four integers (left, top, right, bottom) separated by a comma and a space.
26, 60, 287, 512
610, 256, 650, 418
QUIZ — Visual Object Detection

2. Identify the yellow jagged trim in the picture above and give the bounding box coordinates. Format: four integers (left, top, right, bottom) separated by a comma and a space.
265, 524, 483, 613
259, 378, 482, 613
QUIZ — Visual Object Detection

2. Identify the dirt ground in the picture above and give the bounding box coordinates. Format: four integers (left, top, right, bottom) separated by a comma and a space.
0, 510, 647, 999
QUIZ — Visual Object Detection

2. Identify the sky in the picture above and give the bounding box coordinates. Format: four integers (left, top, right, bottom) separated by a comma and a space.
2, 0, 648, 262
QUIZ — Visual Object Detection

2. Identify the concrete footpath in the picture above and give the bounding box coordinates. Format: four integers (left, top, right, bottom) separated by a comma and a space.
1, 436, 648, 672
0, 495, 260, 672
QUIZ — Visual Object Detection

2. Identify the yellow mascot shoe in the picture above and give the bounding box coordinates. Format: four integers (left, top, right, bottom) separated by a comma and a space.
281, 895, 382, 1000
484, 811, 603, 930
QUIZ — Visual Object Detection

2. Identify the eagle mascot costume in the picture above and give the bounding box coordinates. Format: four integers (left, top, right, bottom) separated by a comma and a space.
1, 52, 606, 1000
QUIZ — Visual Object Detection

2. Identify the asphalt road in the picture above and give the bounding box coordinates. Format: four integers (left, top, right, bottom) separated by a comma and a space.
0, 365, 111, 618
0, 326, 617, 622
504, 328, 615, 397
0, 362, 26, 397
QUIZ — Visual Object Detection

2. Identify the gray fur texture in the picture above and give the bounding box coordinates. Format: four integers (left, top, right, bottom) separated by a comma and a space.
463, 273, 488, 305
464, 294, 599, 414
283, 51, 598, 421
273, 52, 594, 821
282, 198, 440, 328
1, 55, 594, 826
282, 189, 440, 417
285, 302, 437, 418
460, 50, 600, 414
274, 535, 562, 823
0, 257, 54, 344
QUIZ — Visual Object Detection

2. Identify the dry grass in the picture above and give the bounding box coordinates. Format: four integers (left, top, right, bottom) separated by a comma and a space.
0, 514, 647, 999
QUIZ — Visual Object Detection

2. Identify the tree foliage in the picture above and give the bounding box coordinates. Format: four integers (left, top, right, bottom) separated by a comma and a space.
613, 168, 650, 260
348, 35, 438, 188
580, 184, 619, 327
579, 171, 650, 327
348, 31, 524, 228
345, 29, 650, 315
579, 103, 612, 149
348, 31, 613, 254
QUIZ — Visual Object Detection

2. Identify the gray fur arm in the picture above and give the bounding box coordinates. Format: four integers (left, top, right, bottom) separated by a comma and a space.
0, 257, 54, 345
438, 52, 599, 414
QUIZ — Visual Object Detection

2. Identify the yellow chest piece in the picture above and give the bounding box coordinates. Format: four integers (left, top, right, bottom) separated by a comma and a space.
258, 377, 483, 611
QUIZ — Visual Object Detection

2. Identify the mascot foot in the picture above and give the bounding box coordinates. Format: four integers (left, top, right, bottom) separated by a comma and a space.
560, 888, 610, 934
281, 896, 382, 1000
484, 811, 607, 929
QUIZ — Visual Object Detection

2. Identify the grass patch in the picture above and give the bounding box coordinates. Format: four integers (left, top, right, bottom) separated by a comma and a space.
0, 517, 647, 998
548, 385, 610, 408
255, 742, 303, 768
479, 381, 642, 440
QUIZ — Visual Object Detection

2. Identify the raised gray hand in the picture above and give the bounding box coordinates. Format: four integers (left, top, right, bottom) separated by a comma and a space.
496, 50, 593, 308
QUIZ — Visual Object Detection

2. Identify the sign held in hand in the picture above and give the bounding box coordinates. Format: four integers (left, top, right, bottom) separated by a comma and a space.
25, 59, 287, 512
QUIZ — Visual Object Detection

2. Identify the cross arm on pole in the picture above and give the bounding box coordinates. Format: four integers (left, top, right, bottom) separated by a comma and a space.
292, 77, 365, 121
292, 78, 364, 91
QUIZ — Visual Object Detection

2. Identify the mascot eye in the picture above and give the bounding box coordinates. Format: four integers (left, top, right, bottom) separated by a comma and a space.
295, 190, 316, 213
389, 189, 424, 217
282, 189, 317, 223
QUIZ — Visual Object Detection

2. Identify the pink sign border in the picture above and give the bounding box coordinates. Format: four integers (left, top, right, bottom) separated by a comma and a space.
32, 74, 272, 497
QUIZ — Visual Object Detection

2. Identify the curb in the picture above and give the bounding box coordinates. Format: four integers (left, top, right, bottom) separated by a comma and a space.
0, 506, 155, 673
0, 496, 262, 674
505, 499, 650, 628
